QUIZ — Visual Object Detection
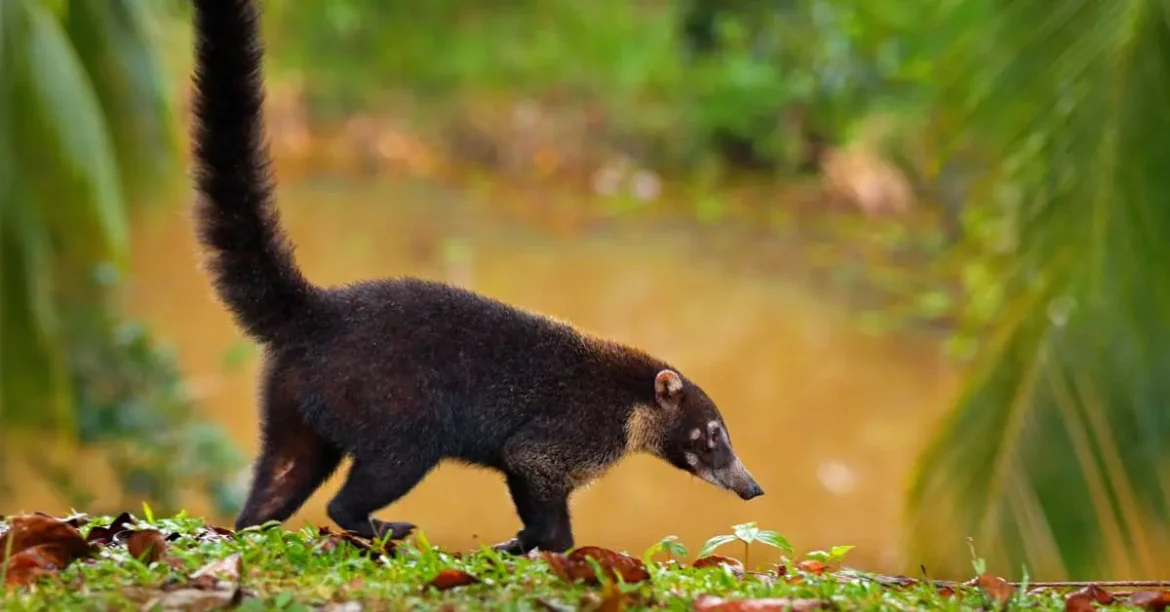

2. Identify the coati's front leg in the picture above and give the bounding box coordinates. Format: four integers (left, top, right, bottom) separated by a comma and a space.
326, 453, 437, 541
494, 472, 574, 554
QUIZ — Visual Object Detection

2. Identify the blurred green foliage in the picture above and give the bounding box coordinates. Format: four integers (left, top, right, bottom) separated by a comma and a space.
0, 0, 244, 515
905, 0, 1170, 581
261, 0, 938, 173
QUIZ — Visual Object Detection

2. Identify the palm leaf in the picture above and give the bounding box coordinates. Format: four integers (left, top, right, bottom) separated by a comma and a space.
8, 0, 128, 270
65, 0, 179, 204
0, 0, 130, 433
0, 196, 73, 431
905, 0, 1170, 580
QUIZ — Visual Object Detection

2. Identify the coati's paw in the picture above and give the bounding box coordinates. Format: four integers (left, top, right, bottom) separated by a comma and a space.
491, 537, 532, 556
370, 520, 416, 541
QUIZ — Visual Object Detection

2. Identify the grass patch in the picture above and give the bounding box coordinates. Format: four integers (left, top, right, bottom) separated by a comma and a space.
3, 511, 1166, 610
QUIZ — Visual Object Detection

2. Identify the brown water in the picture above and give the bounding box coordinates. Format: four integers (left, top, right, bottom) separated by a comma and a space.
13, 175, 959, 572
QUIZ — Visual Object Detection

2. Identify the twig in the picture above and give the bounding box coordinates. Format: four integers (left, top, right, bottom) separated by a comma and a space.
857, 572, 1170, 591
1016, 581, 1170, 589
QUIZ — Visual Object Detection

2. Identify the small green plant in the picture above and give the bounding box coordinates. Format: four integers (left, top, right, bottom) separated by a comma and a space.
804, 544, 855, 570
697, 522, 793, 569
642, 534, 689, 566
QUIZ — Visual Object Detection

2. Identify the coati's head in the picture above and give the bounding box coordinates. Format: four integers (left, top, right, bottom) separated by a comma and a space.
633, 369, 765, 501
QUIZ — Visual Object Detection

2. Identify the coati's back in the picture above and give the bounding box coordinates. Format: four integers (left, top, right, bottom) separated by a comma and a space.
306, 277, 665, 462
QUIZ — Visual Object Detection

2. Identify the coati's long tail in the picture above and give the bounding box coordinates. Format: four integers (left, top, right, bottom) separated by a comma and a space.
189, 0, 320, 343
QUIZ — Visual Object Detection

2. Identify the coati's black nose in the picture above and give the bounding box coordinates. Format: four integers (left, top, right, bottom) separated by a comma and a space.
737, 480, 765, 500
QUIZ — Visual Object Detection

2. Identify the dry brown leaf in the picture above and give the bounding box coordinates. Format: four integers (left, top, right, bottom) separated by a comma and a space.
693, 594, 824, 611
315, 526, 396, 560
936, 585, 957, 599
976, 573, 1014, 607
168, 524, 235, 544
1131, 590, 1170, 611
745, 571, 775, 585
426, 568, 480, 591
795, 560, 826, 575
3, 546, 63, 588
0, 514, 93, 559
542, 546, 650, 585
1, 513, 96, 588
84, 512, 136, 546
1069, 585, 1114, 606
126, 529, 168, 564
53, 513, 91, 528
143, 586, 244, 610
1064, 591, 1096, 612
189, 552, 243, 590
692, 555, 745, 577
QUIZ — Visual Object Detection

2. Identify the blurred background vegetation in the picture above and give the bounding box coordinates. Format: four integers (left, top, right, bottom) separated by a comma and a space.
3, 0, 1168, 583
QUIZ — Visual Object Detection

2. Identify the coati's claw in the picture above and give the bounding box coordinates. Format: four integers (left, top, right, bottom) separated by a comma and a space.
490, 537, 530, 556
371, 520, 416, 541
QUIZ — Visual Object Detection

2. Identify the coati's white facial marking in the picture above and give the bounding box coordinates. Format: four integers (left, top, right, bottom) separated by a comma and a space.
706, 420, 721, 450
689, 428, 702, 441
685, 452, 699, 467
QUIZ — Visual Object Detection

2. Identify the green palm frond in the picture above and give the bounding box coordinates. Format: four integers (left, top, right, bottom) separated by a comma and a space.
906, 0, 1170, 580
65, 0, 178, 203
0, 0, 173, 432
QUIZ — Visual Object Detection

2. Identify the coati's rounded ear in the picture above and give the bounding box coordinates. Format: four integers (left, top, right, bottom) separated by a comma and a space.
654, 369, 684, 408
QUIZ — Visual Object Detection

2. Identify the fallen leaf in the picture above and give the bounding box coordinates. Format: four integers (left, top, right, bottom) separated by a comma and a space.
578, 591, 602, 609
1069, 585, 1113, 606
315, 526, 396, 560
320, 602, 364, 612
692, 555, 745, 577
976, 573, 1014, 607
54, 513, 91, 528
0, 514, 93, 559
0, 514, 96, 588
1064, 591, 1096, 612
535, 597, 576, 612
936, 585, 957, 599
188, 552, 243, 590
693, 595, 824, 611
3, 546, 63, 588
85, 512, 136, 546
426, 569, 480, 591
142, 586, 244, 610
126, 529, 168, 564
543, 546, 650, 585
166, 524, 235, 544
1131, 591, 1170, 611
795, 560, 826, 575
745, 571, 775, 585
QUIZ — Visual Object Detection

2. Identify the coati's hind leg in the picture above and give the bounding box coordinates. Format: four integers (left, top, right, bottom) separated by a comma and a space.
493, 471, 573, 554
326, 451, 438, 541
235, 391, 343, 530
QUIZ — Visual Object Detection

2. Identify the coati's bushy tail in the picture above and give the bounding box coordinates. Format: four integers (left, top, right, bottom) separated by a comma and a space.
190, 0, 320, 343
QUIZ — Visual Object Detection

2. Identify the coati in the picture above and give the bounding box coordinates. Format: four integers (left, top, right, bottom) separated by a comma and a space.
189, 0, 764, 554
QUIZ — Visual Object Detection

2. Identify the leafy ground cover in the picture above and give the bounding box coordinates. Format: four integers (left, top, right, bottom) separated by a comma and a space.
2, 511, 1168, 611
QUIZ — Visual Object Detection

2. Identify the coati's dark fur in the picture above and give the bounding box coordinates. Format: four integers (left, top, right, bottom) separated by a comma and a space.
190, 0, 763, 554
